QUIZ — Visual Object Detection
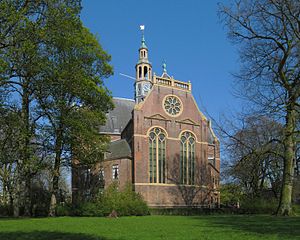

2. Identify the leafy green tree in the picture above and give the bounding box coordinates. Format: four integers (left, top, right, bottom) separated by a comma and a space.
0, 107, 21, 213
0, 0, 113, 217
33, 1, 113, 216
220, 183, 243, 207
0, 0, 48, 216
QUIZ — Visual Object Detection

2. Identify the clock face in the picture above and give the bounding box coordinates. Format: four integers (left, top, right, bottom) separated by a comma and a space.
143, 83, 151, 92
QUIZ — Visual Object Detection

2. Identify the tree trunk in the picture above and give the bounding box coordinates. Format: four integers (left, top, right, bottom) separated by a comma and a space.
23, 177, 32, 216
13, 172, 20, 217
277, 102, 296, 216
13, 83, 31, 217
49, 127, 63, 217
22, 82, 32, 217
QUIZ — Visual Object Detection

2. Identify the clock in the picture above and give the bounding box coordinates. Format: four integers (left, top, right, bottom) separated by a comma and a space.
143, 83, 151, 92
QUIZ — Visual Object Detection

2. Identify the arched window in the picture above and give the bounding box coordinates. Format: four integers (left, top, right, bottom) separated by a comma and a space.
149, 127, 166, 183
144, 66, 148, 79
180, 131, 195, 185
138, 66, 142, 79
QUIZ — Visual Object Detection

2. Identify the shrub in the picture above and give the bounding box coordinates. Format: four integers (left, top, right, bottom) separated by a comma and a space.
0, 204, 11, 216
69, 183, 149, 217
79, 202, 104, 217
292, 204, 300, 216
99, 183, 149, 216
56, 204, 72, 216
240, 197, 278, 214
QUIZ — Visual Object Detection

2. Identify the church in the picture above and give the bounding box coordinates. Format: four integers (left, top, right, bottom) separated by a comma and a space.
72, 29, 220, 208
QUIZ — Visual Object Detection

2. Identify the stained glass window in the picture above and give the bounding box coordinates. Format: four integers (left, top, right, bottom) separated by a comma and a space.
149, 127, 166, 183
164, 96, 182, 116
180, 132, 195, 185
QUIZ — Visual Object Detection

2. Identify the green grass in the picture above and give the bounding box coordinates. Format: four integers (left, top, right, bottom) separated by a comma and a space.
0, 215, 299, 240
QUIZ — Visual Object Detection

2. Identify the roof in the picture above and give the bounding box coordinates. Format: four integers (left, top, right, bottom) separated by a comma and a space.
161, 72, 171, 79
140, 34, 148, 49
100, 97, 135, 134
105, 139, 132, 160
161, 61, 171, 79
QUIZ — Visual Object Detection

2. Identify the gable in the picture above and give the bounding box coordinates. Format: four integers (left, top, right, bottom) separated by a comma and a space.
135, 84, 207, 124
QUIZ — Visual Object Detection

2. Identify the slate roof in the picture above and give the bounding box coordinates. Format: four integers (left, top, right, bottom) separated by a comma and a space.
100, 97, 135, 134
105, 139, 132, 160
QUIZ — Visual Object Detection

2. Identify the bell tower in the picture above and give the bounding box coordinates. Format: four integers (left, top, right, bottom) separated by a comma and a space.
135, 25, 152, 103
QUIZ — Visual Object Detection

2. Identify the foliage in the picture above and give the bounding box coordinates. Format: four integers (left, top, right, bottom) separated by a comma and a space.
239, 197, 278, 214
0, 0, 113, 217
220, 183, 243, 207
101, 183, 149, 216
220, 182, 280, 214
292, 176, 300, 204
0, 204, 11, 217
70, 183, 149, 217
149, 208, 225, 215
56, 204, 72, 217
292, 204, 300, 215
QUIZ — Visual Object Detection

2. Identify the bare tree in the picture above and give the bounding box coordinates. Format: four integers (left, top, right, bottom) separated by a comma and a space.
220, 0, 300, 215
223, 116, 284, 199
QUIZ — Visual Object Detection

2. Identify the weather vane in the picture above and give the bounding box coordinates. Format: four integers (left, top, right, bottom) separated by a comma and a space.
162, 60, 167, 73
140, 25, 145, 32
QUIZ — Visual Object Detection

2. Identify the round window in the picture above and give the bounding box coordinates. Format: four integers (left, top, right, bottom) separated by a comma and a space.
163, 96, 182, 116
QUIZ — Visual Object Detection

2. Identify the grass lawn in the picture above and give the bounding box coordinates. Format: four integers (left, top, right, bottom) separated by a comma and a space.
0, 215, 299, 240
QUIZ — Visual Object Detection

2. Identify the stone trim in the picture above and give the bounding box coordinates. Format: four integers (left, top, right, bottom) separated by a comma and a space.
134, 134, 209, 145
134, 183, 207, 188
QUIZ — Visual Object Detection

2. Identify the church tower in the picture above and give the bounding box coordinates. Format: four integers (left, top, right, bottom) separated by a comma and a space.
135, 26, 152, 103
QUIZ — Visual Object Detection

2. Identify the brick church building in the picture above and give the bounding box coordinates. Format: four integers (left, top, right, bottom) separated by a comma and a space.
72, 30, 220, 208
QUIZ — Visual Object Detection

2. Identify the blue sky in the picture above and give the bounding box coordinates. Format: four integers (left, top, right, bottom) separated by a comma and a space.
81, 0, 240, 121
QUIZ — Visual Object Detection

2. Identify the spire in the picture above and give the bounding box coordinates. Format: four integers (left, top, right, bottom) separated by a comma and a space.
140, 25, 147, 49
161, 60, 170, 79
162, 60, 167, 73
140, 35, 147, 49
135, 25, 152, 104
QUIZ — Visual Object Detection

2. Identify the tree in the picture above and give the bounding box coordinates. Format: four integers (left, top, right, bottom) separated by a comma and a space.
0, 107, 21, 214
32, 1, 113, 216
223, 116, 284, 199
0, 0, 49, 216
220, 0, 300, 215
0, 0, 113, 217
220, 183, 243, 207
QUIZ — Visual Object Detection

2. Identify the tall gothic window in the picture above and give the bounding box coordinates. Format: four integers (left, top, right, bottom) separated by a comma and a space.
149, 127, 166, 183
180, 131, 195, 185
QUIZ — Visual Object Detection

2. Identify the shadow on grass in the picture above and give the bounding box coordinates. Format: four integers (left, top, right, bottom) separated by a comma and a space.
194, 215, 300, 238
0, 231, 106, 240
